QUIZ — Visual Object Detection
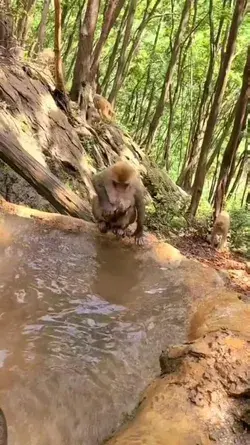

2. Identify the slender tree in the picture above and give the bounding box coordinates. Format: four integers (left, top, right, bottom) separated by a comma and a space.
70, 0, 100, 102
144, 0, 193, 150
54, 0, 69, 112
227, 145, 248, 200
16, 0, 36, 45
63, 0, 83, 62
101, 2, 129, 95
108, 0, 137, 105
0, 0, 16, 50
90, 0, 126, 83
178, 0, 228, 191
135, 14, 162, 139
214, 45, 250, 217
33, 0, 51, 55
188, 0, 247, 217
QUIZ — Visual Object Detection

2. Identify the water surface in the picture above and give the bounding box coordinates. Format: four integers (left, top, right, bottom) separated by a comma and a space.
0, 215, 188, 445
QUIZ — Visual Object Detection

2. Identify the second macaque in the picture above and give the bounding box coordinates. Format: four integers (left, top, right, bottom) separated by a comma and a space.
211, 210, 230, 250
93, 94, 115, 121
92, 161, 145, 245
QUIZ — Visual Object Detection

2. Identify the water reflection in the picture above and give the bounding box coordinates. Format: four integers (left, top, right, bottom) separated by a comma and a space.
0, 215, 187, 445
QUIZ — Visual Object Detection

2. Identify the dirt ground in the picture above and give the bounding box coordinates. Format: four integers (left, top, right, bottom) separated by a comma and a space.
172, 234, 250, 299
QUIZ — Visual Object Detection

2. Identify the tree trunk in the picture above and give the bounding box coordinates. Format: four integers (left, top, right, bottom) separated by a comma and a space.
117, 0, 161, 99
135, 14, 162, 139
138, 79, 156, 143
90, 0, 126, 83
241, 172, 249, 208
208, 147, 220, 203
101, 3, 128, 96
0, 1, 16, 50
227, 150, 245, 200
108, 0, 137, 106
206, 106, 234, 174
144, 0, 192, 151
16, 0, 36, 45
178, 0, 227, 190
33, 0, 51, 55
70, 0, 100, 102
63, 2, 83, 62
213, 45, 250, 217
164, 3, 197, 171
188, 0, 247, 217
53, 0, 70, 114
61, 0, 79, 29
0, 135, 92, 220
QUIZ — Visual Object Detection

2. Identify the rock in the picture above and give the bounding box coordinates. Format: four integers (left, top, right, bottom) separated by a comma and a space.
245, 262, 250, 274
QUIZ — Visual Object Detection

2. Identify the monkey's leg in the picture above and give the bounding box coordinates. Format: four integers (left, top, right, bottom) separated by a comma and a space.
211, 227, 217, 248
218, 233, 227, 251
92, 196, 111, 234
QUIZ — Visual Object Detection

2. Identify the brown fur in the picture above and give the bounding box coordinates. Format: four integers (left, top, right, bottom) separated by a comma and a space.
93, 94, 114, 121
211, 210, 230, 250
92, 162, 145, 244
0, 409, 7, 445
110, 161, 136, 183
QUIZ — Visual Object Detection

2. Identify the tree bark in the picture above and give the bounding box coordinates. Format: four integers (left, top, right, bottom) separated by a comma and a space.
206, 106, 234, 174
0, 135, 92, 220
90, 0, 126, 83
144, 0, 192, 151
188, 0, 247, 217
213, 45, 250, 217
118, 0, 161, 99
70, 0, 100, 102
63, 1, 83, 62
16, 0, 36, 45
0, 1, 16, 50
135, 13, 162, 140
108, 0, 137, 106
178, 0, 227, 191
101, 3, 128, 96
241, 172, 249, 208
33, 0, 51, 55
54, 0, 64, 91
227, 149, 245, 200
53, 0, 70, 114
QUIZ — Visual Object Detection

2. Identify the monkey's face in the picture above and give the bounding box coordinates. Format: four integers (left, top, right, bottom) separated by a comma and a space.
112, 180, 129, 194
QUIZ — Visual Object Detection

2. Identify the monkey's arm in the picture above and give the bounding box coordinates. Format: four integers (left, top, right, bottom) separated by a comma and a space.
92, 173, 109, 203
133, 187, 145, 244
92, 173, 116, 216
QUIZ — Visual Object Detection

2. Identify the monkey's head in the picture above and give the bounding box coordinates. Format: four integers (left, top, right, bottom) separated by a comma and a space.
111, 161, 136, 192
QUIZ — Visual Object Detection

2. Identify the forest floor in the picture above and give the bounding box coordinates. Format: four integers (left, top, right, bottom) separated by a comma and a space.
172, 234, 250, 300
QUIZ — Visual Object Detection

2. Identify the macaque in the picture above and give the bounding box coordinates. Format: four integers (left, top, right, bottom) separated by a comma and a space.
92, 161, 145, 245
93, 94, 115, 121
0, 409, 7, 445
211, 210, 230, 250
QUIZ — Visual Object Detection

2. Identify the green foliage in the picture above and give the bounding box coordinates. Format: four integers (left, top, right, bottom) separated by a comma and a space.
11, 0, 249, 239
229, 209, 250, 256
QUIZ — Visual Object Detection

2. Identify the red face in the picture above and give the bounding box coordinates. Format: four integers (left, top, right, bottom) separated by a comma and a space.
112, 180, 129, 194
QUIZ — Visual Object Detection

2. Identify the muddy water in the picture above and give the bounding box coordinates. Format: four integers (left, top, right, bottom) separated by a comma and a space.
0, 215, 188, 445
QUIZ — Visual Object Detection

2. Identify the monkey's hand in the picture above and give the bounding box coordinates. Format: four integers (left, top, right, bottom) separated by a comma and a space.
102, 202, 116, 218
133, 227, 145, 246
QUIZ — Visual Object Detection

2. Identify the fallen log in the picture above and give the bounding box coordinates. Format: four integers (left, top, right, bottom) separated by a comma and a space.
0, 199, 183, 264
0, 133, 92, 220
